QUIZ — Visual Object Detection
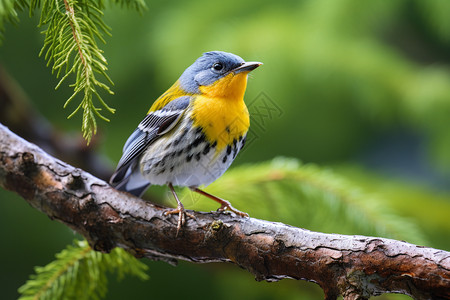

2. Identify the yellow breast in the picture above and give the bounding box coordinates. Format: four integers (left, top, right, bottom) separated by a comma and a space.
191, 72, 250, 151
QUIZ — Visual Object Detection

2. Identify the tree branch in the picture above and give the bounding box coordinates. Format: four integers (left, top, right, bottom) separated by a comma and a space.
0, 123, 449, 300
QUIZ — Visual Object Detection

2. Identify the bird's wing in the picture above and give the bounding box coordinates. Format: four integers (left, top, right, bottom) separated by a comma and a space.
109, 96, 191, 193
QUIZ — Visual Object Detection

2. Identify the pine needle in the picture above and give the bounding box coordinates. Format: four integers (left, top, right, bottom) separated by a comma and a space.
0, 0, 146, 143
37, 0, 114, 144
18, 240, 148, 300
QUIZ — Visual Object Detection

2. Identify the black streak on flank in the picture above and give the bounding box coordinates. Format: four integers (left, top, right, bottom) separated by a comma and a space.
203, 144, 210, 155
226, 145, 232, 155
241, 136, 246, 150
192, 134, 205, 147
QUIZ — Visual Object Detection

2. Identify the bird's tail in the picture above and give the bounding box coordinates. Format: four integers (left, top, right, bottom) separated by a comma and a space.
110, 162, 150, 197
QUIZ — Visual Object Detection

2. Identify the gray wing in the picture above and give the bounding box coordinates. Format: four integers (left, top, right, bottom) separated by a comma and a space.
109, 96, 191, 196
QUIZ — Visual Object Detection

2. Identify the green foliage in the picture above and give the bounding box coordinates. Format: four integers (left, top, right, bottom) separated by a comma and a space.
18, 240, 148, 300
110, 0, 147, 11
416, 0, 450, 44
183, 157, 427, 245
0, 0, 15, 39
0, 0, 146, 143
0, 0, 25, 41
39, 0, 115, 143
334, 164, 450, 250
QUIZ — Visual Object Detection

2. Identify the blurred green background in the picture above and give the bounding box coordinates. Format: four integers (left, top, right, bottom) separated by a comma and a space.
1, 0, 450, 299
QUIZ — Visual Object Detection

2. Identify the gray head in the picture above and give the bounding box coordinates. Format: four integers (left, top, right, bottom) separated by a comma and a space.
179, 51, 261, 94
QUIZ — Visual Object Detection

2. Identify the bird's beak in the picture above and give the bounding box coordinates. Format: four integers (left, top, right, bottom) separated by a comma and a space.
232, 61, 263, 74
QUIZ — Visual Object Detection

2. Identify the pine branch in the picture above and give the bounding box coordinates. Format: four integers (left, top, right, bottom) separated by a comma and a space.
0, 0, 147, 144
18, 240, 148, 300
1, 123, 449, 300
0, 64, 115, 181
38, 0, 115, 144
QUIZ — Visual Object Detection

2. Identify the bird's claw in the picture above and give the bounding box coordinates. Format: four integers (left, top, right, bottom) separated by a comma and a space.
217, 202, 249, 217
164, 206, 196, 236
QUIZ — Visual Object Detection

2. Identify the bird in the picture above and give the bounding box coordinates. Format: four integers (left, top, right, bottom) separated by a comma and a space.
110, 51, 262, 232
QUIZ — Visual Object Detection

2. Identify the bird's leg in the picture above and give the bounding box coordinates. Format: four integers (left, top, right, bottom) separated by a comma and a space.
191, 188, 249, 217
165, 183, 196, 235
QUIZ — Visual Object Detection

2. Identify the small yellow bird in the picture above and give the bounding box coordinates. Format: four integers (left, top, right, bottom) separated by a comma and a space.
110, 51, 262, 231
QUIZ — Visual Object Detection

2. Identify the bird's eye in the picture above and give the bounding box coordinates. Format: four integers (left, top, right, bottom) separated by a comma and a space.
212, 63, 224, 71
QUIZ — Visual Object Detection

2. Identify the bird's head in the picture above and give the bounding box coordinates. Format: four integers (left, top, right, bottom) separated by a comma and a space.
179, 51, 262, 99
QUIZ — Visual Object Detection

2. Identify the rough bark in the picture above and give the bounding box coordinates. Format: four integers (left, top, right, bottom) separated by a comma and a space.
0, 123, 449, 300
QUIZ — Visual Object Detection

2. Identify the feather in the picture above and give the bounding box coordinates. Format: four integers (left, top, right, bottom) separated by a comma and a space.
109, 96, 191, 195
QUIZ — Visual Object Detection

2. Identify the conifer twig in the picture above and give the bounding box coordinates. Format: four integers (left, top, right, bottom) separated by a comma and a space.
18, 240, 148, 300
38, 0, 116, 143
0, 65, 113, 181
0, 123, 449, 300
0, 0, 147, 143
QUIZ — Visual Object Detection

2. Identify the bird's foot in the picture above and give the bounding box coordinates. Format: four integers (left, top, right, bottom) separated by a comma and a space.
164, 204, 196, 236
191, 187, 249, 218
217, 200, 249, 217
